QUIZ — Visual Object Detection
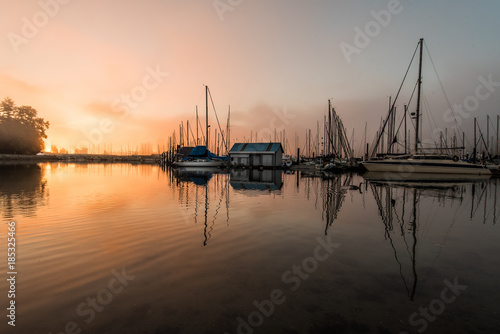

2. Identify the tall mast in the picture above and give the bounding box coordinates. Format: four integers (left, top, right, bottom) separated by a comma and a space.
316, 120, 319, 157
496, 115, 499, 157
473, 117, 477, 163
364, 121, 367, 159
487, 115, 490, 157
404, 105, 408, 154
328, 100, 332, 156
414, 38, 424, 153
387, 96, 392, 154
324, 115, 327, 156
205, 85, 209, 150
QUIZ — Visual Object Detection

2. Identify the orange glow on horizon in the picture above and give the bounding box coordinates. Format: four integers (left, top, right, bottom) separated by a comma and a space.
1, 2, 499, 157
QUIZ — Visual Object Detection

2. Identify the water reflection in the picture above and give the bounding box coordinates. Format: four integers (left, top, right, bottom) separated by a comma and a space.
7, 163, 500, 333
0, 163, 48, 218
320, 173, 358, 235
169, 167, 230, 246
363, 171, 491, 184
292, 171, 362, 235
366, 176, 497, 301
366, 174, 498, 224
230, 169, 283, 192
173, 167, 222, 186
167, 165, 500, 306
169, 168, 285, 246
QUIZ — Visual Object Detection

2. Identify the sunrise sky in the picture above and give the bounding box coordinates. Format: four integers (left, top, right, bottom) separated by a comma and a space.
1, 0, 499, 155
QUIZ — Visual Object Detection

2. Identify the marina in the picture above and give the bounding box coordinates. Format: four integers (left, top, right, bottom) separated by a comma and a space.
154, 40, 500, 179
1, 2, 500, 333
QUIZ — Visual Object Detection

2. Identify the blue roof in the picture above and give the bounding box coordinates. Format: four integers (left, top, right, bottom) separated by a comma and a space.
188, 145, 210, 157
229, 143, 282, 153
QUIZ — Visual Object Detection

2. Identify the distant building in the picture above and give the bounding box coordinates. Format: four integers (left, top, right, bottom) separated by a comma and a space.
229, 143, 283, 168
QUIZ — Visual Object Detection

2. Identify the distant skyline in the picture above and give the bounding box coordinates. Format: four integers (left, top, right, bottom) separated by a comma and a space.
1, 0, 500, 155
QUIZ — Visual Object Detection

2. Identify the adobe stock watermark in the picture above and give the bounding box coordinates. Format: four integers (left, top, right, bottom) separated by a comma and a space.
7, 0, 72, 54
213, 0, 243, 21
340, 0, 411, 64
400, 277, 467, 334
225, 236, 340, 334
442, 74, 500, 126
420, 73, 500, 149
78, 65, 169, 150
48, 267, 135, 334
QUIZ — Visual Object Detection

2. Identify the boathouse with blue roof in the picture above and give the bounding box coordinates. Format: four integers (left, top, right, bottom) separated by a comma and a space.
228, 142, 283, 168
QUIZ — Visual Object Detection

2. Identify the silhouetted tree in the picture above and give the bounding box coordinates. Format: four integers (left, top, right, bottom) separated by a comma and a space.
0, 164, 48, 218
0, 97, 50, 154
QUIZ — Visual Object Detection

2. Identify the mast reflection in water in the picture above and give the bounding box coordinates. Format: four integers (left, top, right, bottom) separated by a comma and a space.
4, 163, 500, 334
170, 167, 230, 246
366, 174, 496, 304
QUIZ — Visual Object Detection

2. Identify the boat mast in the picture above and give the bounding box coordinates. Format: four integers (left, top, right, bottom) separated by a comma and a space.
388, 96, 392, 154
404, 104, 408, 154
473, 117, 477, 163
328, 99, 332, 156
414, 38, 423, 153
487, 115, 490, 158
205, 85, 209, 151
497, 115, 499, 157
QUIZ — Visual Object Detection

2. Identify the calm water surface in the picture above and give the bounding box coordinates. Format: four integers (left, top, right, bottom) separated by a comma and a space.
1, 163, 500, 334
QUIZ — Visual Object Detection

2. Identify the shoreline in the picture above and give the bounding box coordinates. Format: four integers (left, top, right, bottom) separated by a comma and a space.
0, 153, 159, 164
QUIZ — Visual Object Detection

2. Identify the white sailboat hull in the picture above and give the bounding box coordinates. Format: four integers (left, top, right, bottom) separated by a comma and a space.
361, 159, 491, 175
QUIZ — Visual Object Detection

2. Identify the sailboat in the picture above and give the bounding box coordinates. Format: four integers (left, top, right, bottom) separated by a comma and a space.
361, 39, 491, 176
361, 153, 491, 175
173, 86, 226, 168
